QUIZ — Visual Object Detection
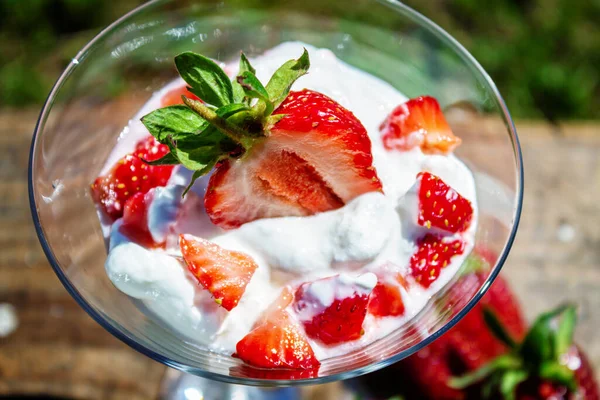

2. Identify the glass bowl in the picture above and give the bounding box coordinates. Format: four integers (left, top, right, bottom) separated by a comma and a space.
28, 0, 523, 386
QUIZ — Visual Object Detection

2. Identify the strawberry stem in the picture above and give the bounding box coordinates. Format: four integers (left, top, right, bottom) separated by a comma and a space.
182, 96, 250, 146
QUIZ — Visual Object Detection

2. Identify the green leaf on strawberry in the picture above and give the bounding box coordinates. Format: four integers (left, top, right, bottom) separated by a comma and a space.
175, 52, 234, 107
450, 304, 581, 399
140, 49, 311, 195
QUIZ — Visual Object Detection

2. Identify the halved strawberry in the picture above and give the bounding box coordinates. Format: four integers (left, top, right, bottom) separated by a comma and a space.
91, 136, 174, 219
293, 273, 376, 345
119, 191, 157, 248
409, 234, 465, 288
236, 288, 320, 370
160, 85, 201, 107
380, 95, 461, 154
179, 234, 258, 311
205, 89, 382, 229
367, 263, 407, 318
417, 172, 474, 233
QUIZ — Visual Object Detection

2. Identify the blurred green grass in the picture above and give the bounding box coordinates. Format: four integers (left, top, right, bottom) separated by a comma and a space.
0, 0, 598, 120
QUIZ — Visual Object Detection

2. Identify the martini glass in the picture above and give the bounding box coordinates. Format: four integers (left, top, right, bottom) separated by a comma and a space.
29, 0, 523, 396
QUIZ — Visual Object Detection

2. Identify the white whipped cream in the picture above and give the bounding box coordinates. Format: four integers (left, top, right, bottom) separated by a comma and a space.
100, 42, 478, 361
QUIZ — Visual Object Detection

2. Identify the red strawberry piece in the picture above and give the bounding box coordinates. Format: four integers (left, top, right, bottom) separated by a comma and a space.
293, 273, 375, 345
160, 85, 201, 107
368, 265, 407, 318
380, 95, 461, 155
179, 234, 258, 311
119, 191, 159, 248
204, 89, 382, 229
235, 288, 320, 370
91, 136, 174, 220
417, 172, 474, 233
409, 234, 465, 288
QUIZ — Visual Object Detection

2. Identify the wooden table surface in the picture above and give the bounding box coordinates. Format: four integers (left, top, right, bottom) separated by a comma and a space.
1, 108, 599, 399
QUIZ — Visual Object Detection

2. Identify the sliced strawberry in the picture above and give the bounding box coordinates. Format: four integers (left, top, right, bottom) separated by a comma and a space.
119, 191, 158, 248
91, 136, 174, 219
160, 85, 201, 107
179, 234, 258, 311
235, 289, 320, 370
293, 273, 375, 345
417, 172, 474, 233
368, 280, 406, 318
409, 234, 465, 288
205, 89, 382, 229
380, 95, 461, 154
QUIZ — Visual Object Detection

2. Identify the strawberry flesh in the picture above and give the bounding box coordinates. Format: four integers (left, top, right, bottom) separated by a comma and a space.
91, 136, 174, 220
380, 95, 461, 154
409, 234, 465, 288
235, 289, 320, 370
293, 274, 374, 345
179, 234, 258, 311
418, 172, 474, 233
204, 89, 382, 229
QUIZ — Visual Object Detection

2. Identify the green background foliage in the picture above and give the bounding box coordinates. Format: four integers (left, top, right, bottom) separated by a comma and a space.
1, 0, 598, 120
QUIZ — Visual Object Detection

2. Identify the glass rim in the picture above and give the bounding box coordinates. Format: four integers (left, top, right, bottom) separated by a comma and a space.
28, 0, 524, 386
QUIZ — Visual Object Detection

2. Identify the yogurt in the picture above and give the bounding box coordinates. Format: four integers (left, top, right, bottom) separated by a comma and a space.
101, 42, 477, 361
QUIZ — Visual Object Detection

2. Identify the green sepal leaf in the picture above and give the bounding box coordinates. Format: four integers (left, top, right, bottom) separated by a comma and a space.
519, 304, 569, 367
175, 52, 233, 107
182, 163, 217, 197
483, 307, 518, 350
499, 369, 528, 400
265, 48, 310, 108
239, 52, 256, 75
264, 113, 286, 131
449, 354, 521, 389
539, 361, 577, 392
237, 71, 270, 101
142, 152, 180, 166
555, 305, 577, 357
232, 52, 257, 104
237, 71, 274, 115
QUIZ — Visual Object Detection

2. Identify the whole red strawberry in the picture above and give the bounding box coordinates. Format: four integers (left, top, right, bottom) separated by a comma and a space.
91, 136, 174, 219
451, 305, 599, 400
140, 49, 382, 230
395, 252, 527, 399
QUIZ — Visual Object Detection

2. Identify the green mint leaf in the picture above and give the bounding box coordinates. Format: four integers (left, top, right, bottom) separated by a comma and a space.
141, 105, 207, 142
142, 152, 180, 166
555, 305, 577, 357
175, 52, 233, 107
483, 307, 518, 350
265, 48, 310, 108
